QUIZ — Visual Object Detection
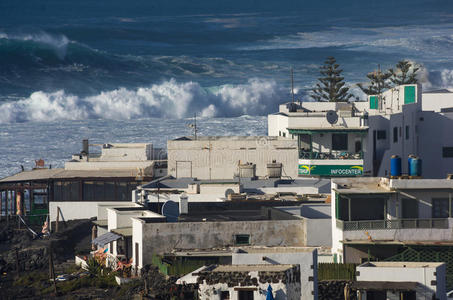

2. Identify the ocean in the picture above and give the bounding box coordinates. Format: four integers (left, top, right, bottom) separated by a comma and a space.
1, 0, 453, 177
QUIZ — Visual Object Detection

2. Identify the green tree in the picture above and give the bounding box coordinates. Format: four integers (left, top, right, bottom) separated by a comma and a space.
357, 66, 392, 96
311, 57, 352, 102
389, 60, 419, 86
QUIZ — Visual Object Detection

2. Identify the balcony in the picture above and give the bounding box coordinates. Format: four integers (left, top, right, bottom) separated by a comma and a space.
336, 218, 449, 231
299, 150, 363, 160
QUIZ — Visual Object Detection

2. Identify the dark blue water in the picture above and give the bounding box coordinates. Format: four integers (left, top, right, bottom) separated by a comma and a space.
1, 0, 453, 122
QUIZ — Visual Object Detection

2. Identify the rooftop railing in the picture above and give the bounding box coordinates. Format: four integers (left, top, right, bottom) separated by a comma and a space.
299, 150, 363, 160
336, 218, 449, 231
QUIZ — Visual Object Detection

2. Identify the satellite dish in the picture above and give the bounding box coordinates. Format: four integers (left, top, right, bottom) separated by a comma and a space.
161, 200, 180, 222
326, 110, 338, 125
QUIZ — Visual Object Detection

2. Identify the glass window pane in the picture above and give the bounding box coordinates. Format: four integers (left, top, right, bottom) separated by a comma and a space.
332, 134, 348, 151
83, 181, 94, 201
105, 182, 115, 200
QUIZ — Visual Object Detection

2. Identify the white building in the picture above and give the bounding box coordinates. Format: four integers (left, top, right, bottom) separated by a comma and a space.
268, 84, 453, 178
197, 264, 301, 300
330, 177, 453, 291
232, 246, 318, 300
355, 261, 446, 300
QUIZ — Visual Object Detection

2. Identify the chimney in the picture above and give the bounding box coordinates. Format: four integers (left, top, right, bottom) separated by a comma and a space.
179, 193, 188, 215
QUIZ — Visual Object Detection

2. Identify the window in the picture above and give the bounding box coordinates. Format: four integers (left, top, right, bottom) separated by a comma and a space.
393, 127, 398, 143
235, 234, 250, 245
405, 126, 409, 140
282, 132, 286, 137
377, 130, 386, 140
332, 134, 348, 151
220, 291, 230, 300
443, 147, 453, 158
432, 198, 449, 218
238, 290, 254, 300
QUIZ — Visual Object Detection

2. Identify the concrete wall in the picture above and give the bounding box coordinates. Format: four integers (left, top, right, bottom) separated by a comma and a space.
232, 248, 317, 300
136, 219, 305, 268
422, 92, 453, 112
50, 201, 136, 223
357, 263, 446, 300
167, 137, 298, 180
305, 218, 332, 247
97, 202, 140, 220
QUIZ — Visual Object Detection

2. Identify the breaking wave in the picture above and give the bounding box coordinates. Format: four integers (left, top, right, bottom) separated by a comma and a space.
0, 78, 291, 124
0, 31, 71, 60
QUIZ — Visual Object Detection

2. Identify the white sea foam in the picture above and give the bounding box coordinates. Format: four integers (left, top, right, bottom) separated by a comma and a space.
0, 78, 288, 124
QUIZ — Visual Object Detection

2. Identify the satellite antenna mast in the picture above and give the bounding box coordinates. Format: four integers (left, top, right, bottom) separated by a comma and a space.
188, 113, 198, 139
291, 68, 295, 103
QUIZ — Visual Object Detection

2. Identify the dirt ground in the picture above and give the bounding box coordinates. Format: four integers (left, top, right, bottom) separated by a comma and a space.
0, 219, 196, 299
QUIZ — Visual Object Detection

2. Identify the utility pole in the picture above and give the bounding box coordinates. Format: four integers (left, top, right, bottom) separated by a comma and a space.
194, 113, 197, 139
291, 68, 295, 103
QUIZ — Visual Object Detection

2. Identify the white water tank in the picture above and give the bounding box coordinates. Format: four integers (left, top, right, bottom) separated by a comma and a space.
179, 193, 188, 215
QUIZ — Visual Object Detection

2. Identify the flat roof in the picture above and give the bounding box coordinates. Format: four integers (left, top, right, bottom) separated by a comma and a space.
235, 246, 317, 254
172, 136, 288, 141
0, 168, 149, 183
93, 219, 108, 227
111, 227, 133, 237
343, 240, 453, 246
212, 264, 295, 273
141, 176, 331, 191
168, 249, 232, 257
352, 281, 418, 291
334, 177, 453, 194
358, 261, 444, 268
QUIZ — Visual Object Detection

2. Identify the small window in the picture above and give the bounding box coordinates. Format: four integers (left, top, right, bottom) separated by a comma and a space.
221, 291, 230, 300
332, 133, 348, 151
432, 198, 449, 218
377, 130, 386, 140
405, 126, 409, 140
443, 147, 453, 158
235, 234, 250, 245
393, 127, 398, 143
282, 132, 286, 137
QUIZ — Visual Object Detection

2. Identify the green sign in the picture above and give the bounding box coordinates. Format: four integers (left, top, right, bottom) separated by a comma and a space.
404, 85, 416, 104
369, 95, 378, 109
299, 164, 363, 176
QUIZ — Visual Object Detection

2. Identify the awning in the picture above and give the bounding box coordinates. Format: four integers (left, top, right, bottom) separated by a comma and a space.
92, 231, 121, 247
288, 127, 368, 135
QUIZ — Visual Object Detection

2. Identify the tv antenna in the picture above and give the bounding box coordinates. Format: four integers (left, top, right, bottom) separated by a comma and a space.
188, 113, 198, 139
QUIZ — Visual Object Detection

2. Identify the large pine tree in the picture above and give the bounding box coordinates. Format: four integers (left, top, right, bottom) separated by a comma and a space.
357, 67, 391, 96
311, 57, 352, 102
389, 60, 419, 86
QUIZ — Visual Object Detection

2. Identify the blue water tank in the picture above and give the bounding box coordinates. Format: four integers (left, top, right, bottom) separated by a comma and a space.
390, 155, 402, 177
410, 157, 422, 177
408, 155, 415, 175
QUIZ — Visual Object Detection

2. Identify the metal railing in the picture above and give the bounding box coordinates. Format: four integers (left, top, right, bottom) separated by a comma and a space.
299, 150, 363, 160
337, 218, 449, 231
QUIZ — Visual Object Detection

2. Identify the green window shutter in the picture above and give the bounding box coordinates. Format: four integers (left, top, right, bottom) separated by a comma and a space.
369, 96, 378, 109
404, 86, 416, 104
